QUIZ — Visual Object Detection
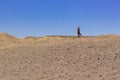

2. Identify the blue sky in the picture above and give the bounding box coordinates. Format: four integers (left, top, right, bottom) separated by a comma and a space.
0, 0, 120, 38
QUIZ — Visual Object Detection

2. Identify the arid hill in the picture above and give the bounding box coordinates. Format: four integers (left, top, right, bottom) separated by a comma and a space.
0, 32, 20, 46
0, 32, 119, 47
0, 33, 120, 80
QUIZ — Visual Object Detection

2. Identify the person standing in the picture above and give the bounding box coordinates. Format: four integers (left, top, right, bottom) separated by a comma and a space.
77, 26, 81, 37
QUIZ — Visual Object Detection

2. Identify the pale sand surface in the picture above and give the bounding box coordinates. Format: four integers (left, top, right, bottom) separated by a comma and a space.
0, 36, 120, 80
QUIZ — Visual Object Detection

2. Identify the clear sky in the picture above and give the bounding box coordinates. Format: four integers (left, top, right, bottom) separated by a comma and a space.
0, 0, 120, 38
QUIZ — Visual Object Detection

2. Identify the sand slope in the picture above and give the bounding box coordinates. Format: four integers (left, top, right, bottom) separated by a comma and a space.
0, 32, 20, 46
0, 34, 120, 80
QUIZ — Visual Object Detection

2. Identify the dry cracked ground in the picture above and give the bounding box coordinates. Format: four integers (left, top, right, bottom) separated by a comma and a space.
0, 33, 120, 80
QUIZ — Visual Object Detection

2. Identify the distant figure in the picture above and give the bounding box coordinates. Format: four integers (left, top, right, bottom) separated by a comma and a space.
77, 26, 81, 37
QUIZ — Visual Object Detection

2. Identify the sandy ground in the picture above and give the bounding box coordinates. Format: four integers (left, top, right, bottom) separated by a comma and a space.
0, 36, 120, 80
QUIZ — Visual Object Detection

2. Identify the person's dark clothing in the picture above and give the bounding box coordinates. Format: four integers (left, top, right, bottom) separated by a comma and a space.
77, 27, 81, 37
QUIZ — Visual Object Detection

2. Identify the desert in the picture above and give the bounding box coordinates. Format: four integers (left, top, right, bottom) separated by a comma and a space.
0, 33, 120, 80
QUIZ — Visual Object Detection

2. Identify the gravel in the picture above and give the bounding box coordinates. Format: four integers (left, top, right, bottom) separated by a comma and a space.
0, 37, 120, 80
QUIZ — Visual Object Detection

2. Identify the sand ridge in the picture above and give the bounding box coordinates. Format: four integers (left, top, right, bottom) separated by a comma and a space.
0, 33, 120, 80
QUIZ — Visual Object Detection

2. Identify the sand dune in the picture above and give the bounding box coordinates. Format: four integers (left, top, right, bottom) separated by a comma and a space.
0, 33, 120, 80
0, 32, 23, 47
